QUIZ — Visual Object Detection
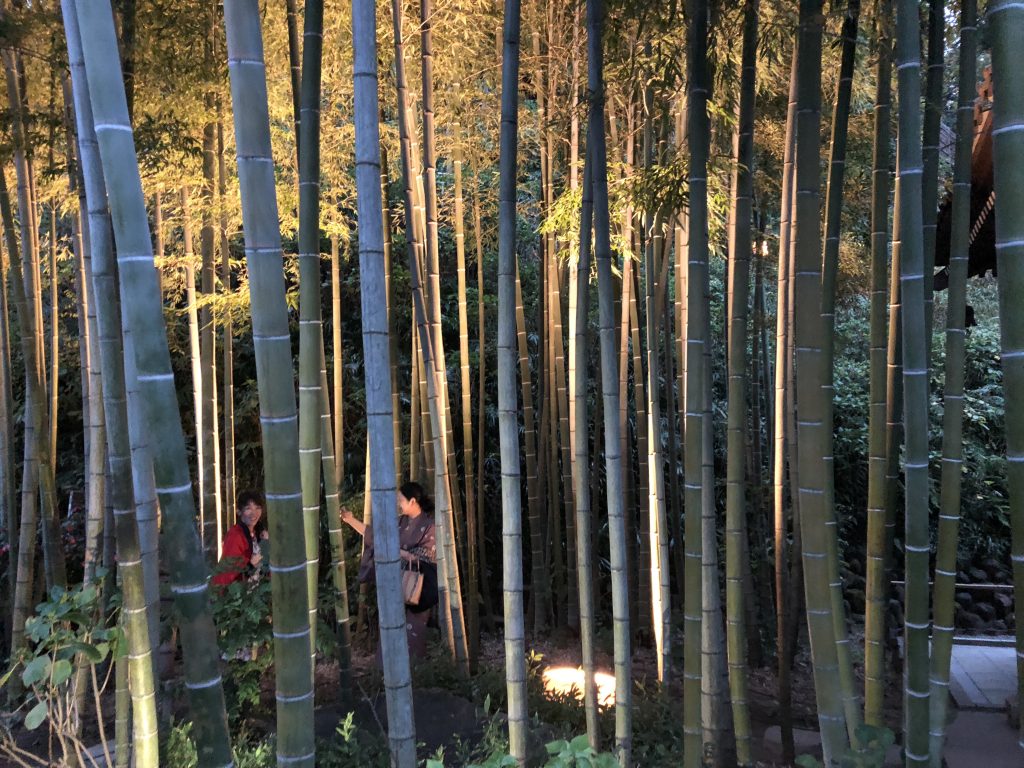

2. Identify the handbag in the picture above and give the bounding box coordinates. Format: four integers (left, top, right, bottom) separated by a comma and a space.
402, 559, 425, 606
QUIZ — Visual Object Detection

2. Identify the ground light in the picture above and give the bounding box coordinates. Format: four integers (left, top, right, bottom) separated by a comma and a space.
541, 667, 617, 706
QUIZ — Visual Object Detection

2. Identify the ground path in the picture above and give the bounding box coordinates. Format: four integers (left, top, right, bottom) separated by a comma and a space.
945, 641, 1020, 768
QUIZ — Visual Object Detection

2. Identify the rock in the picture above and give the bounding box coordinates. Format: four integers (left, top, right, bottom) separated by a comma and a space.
996, 569, 1012, 584
991, 620, 1008, 633
982, 558, 1003, 580
995, 592, 1014, 615
847, 589, 866, 615
960, 611, 986, 630
976, 602, 997, 622
956, 591, 974, 609
969, 567, 989, 583
957, 570, 971, 584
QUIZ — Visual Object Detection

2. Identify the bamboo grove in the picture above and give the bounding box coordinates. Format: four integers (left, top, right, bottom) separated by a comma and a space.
0, 0, 1021, 766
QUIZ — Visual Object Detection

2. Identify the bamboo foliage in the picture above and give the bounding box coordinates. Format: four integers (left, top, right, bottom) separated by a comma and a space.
72, 0, 233, 762
222, 2, 315, 764
928, 0, 976, 761
989, 0, 1024, 747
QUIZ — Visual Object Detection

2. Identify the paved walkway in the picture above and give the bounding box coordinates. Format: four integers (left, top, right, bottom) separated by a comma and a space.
945, 711, 1021, 768
949, 642, 1017, 710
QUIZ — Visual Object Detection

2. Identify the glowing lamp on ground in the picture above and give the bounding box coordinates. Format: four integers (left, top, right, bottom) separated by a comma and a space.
541, 666, 617, 707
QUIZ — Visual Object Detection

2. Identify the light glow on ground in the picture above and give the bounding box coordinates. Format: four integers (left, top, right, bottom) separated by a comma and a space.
541, 666, 617, 706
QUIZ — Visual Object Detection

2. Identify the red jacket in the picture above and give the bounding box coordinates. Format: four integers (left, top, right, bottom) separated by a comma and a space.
213, 524, 252, 586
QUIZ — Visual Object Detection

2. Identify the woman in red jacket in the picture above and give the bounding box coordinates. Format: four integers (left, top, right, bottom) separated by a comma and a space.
213, 489, 268, 587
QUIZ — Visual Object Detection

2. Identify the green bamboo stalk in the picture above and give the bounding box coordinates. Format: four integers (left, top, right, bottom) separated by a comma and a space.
351, 0, 416, 759
921, 0, 944, 355
318, 346, 352, 707
792, 0, 850, 762
988, 0, 1024, 747
863, 0, 893, 727
331, 232, 344, 492
574, 131, 599, 746
62, 7, 160, 757
72, 2, 232, 761
297, 0, 325, 668
496, 0, 528, 758
588, 0, 632, 760
928, 0, 976, 761
894, 0, 931, 756
725, 0, 758, 760
684, 0, 710, 762
221, 3, 316, 763
820, 0, 861, 740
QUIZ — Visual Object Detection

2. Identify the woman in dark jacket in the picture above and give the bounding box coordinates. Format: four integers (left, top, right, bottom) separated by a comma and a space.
213, 489, 269, 587
342, 481, 437, 658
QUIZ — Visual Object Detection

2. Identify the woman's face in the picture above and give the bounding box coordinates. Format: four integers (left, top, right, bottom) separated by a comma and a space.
397, 492, 417, 517
240, 501, 263, 530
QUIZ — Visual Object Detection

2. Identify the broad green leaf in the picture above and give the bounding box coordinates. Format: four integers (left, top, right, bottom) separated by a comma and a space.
67, 641, 103, 663
569, 734, 590, 752
51, 659, 73, 687
22, 657, 50, 687
24, 701, 47, 730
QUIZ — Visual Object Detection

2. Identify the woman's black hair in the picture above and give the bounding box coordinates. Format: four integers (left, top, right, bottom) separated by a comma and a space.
399, 481, 434, 515
236, 489, 267, 539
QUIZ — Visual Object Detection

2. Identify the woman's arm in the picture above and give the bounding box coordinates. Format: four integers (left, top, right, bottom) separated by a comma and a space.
340, 508, 366, 537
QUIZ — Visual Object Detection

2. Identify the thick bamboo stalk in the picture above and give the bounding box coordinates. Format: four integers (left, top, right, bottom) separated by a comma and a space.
725, 0, 758, 760
72, 1, 232, 760
792, 1, 850, 762
297, 0, 325, 668
895, 0, 931, 756
222, 2, 316, 763
863, 0, 893, 727
987, 0, 1024, 747
684, 0, 710, 761
588, 0, 632, 759
928, 0, 976, 760
819, 0, 862, 740
497, 0, 530, 742
351, 1, 417, 759
574, 133, 599, 746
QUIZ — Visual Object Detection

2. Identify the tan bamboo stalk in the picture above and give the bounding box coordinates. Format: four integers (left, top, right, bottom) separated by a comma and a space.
331, 232, 344, 491
217, 113, 236, 517
453, 121, 480, 663
863, 0, 893, 726
471, 154, 491, 624
773, 45, 798, 763
381, 145, 402, 480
